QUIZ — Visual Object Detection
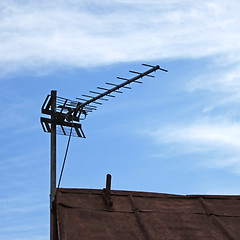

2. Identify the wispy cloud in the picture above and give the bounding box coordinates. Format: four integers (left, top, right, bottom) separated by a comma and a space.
151, 122, 240, 148
0, 193, 49, 240
186, 63, 240, 114
146, 120, 240, 172
188, 65, 240, 93
0, 0, 240, 76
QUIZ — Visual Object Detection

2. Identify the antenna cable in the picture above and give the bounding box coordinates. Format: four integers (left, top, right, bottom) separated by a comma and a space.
57, 122, 73, 188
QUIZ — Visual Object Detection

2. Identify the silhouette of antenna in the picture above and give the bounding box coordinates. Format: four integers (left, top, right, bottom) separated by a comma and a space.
41, 64, 167, 138
40, 63, 167, 239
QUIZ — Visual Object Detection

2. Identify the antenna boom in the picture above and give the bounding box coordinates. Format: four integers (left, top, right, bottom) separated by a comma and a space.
77, 65, 162, 111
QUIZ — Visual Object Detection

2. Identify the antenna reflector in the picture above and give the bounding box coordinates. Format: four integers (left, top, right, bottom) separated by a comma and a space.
159, 67, 168, 72
142, 63, 155, 68
105, 83, 123, 93
97, 87, 109, 91
117, 77, 129, 81
82, 94, 94, 98
133, 80, 142, 84
123, 86, 131, 89
89, 91, 100, 94
91, 101, 102, 105
146, 74, 154, 78
76, 97, 88, 102
114, 90, 123, 93
106, 82, 117, 86
106, 94, 115, 98
129, 70, 142, 75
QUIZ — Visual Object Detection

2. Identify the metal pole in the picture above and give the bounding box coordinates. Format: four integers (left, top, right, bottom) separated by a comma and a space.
50, 90, 57, 240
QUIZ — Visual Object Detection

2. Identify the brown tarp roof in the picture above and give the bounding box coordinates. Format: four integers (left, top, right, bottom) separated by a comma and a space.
55, 188, 240, 240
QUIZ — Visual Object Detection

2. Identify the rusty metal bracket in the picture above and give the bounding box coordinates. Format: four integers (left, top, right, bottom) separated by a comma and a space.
102, 174, 113, 208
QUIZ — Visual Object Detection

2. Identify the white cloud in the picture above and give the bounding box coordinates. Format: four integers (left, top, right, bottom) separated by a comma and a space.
0, 0, 240, 76
150, 121, 240, 149
186, 63, 240, 114
146, 120, 240, 172
188, 65, 240, 93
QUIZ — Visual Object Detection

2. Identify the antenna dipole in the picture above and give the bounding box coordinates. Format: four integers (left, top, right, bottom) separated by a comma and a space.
40, 64, 168, 138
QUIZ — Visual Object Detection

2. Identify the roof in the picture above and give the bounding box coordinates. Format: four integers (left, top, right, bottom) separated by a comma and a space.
54, 188, 240, 240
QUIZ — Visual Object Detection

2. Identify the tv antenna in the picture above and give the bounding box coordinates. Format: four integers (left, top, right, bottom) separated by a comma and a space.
40, 63, 167, 239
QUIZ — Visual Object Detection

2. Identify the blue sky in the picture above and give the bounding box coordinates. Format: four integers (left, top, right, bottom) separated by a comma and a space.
1, 0, 240, 239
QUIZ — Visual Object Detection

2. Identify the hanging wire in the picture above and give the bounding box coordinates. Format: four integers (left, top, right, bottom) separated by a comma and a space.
57, 121, 73, 188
